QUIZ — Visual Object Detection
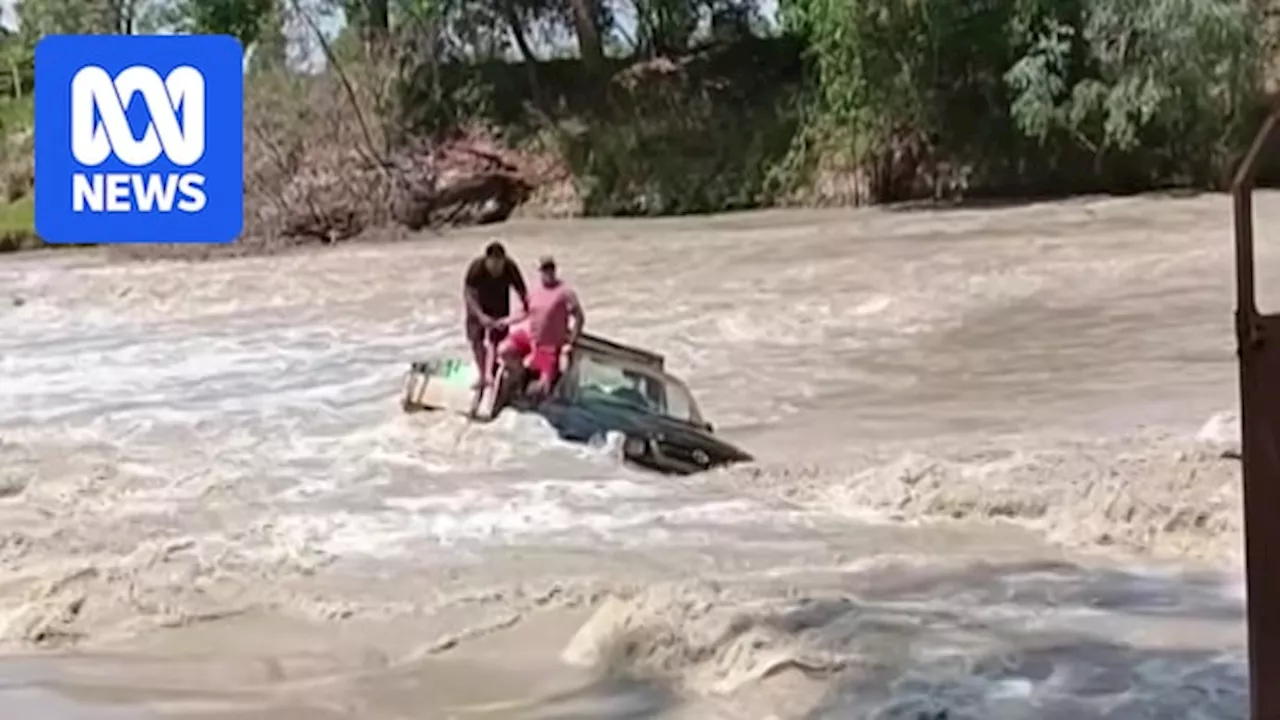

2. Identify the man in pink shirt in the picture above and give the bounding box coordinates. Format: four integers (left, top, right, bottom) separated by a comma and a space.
500, 255, 585, 397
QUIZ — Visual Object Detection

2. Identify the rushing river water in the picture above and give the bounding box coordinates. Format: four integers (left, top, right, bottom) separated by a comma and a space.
0, 193, 1270, 718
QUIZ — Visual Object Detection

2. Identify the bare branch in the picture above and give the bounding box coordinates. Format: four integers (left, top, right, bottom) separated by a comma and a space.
286, 0, 388, 169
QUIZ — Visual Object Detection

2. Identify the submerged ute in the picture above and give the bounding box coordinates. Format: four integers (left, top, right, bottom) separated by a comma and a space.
399, 333, 752, 475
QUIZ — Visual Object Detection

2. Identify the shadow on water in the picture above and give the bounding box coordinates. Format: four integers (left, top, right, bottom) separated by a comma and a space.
510, 559, 1248, 719
877, 188, 1208, 216
801, 640, 1243, 720
853, 559, 1245, 623
0, 562, 1246, 720
777, 560, 1247, 719
523, 676, 679, 720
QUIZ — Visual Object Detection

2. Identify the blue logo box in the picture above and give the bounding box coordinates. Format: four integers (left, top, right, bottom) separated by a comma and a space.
34, 34, 244, 244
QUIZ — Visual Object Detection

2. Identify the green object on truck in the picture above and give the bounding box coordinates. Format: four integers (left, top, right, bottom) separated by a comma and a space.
439, 358, 476, 387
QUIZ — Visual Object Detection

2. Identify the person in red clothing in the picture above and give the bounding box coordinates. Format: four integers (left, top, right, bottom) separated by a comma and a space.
500, 255, 584, 397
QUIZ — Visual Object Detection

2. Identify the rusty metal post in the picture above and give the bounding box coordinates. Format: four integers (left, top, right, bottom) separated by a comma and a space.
1232, 108, 1280, 720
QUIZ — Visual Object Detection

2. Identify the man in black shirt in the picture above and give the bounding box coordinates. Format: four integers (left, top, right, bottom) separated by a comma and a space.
463, 241, 530, 388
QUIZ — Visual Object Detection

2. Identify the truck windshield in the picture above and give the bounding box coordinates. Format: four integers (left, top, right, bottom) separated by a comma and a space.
573, 354, 702, 424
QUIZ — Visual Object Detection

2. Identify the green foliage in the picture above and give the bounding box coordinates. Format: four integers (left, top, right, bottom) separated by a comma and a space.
0, 97, 34, 135
0, 195, 36, 253
16, 0, 110, 36
558, 38, 804, 215
778, 0, 1033, 192
562, 94, 801, 215
0, 195, 33, 232
781, 0, 1266, 197
634, 0, 699, 55
171, 0, 277, 47
0, 0, 1272, 229
1005, 0, 1260, 184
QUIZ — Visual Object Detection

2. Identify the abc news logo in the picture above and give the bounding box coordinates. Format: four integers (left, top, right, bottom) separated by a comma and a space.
71, 65, 206, 214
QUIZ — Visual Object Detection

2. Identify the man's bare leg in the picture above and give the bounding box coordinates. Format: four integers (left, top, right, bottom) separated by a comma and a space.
470, 336, 490, 390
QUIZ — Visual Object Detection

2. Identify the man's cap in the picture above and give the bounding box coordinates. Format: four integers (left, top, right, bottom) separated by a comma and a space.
484, 241, 507, 258
538, 255, 556, 270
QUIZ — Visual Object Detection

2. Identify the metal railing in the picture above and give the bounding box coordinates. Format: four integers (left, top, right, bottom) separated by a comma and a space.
1232, 109, 1280, 719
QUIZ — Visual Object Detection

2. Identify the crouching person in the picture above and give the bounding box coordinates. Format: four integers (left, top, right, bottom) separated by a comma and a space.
500, 256, 584, 398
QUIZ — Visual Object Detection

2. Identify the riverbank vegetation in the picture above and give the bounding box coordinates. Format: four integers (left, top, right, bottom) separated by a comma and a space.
0, 0, 1274, 253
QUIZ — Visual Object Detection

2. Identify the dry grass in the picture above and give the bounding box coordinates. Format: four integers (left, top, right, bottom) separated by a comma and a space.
109, 53, 536, 262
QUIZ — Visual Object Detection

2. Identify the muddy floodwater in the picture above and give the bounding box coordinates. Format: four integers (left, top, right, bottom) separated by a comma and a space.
0, 192, 1272, 719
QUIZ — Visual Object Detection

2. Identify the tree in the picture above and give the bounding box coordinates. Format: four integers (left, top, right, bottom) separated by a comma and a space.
170, 0, 277, 48
1005, 0, 1261, 182
565, 0, 604, 70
